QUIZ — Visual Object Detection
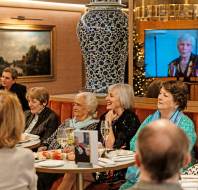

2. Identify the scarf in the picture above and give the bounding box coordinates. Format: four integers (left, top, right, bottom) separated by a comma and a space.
151, 109, 183, 126
125, 109, 184, 184
69, 117, 99, 130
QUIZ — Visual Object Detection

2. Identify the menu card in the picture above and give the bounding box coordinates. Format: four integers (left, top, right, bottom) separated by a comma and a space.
74, 130, 98, 167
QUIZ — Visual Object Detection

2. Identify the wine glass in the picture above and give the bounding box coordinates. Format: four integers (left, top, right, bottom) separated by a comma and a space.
98, 142, 105, 158
57, 128, 68, 149
65, 127, 75, 146
100, 120, 110, 156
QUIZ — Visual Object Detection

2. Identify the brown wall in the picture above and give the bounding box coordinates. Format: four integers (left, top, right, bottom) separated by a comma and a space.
0, 4, 84, 94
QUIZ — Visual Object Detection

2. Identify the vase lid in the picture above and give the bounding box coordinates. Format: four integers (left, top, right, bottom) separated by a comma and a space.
87, 0, 125, 7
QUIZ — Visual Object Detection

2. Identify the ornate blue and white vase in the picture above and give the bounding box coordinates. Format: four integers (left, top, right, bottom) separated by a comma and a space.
77, 0, 128, 93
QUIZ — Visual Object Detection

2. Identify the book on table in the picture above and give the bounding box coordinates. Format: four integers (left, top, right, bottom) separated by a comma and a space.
74, 130, 98, 167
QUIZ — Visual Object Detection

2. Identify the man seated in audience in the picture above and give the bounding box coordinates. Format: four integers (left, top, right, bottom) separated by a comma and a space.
128, 119, 191, 190
0, 67, 29, 111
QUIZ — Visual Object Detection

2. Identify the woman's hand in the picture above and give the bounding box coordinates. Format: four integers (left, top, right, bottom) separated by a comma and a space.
63, 146, 73, 153
105, 110, 118, 126
63, 146, 75, 160
67, 152, 75, 161
104, 110, 117, 149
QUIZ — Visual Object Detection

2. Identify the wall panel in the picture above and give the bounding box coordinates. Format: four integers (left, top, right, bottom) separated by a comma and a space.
0, 5, 83, 94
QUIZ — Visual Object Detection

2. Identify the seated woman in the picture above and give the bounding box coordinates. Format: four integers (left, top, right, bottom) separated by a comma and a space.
57, 84, 140, 190
99, 83, 140, 149
40, 91, 99, 150
25, 87, 60, 143
0, 90, 37, 190
95, 83, 140, 185
37, 92, 99, 190
120, 80, 197, 190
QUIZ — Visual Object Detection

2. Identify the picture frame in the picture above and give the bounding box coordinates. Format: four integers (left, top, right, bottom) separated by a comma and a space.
0, 24, 55, 82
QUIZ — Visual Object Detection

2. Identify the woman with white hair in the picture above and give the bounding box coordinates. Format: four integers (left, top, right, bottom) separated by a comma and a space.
95, 83, 140, 186
168, 33, 198, 77
98, 83, 140, 150
39, 92, 98, 151
38, 92, 99, 190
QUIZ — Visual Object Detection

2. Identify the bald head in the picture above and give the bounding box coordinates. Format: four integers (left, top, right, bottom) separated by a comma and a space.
137, 119, 189, 182
143, 119, 185, 153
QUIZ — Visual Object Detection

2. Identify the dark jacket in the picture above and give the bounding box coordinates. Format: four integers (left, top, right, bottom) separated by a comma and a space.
98, 109, 140, 150
25, 107, 60, 143
96, 109, 140, 183
0, 83, 29, 111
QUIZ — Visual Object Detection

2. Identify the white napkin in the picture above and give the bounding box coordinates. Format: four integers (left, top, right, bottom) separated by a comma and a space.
180, 175, 198, 190
97, 157, 116, 167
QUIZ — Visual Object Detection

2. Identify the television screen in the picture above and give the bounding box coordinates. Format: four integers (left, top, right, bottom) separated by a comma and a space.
144, 29, 198, 78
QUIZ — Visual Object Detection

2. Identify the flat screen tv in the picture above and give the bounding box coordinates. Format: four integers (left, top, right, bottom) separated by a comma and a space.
144, 29, 198, 78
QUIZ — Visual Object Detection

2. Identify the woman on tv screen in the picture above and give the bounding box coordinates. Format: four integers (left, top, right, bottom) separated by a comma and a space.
144, 29, 198, 78
168, 33, 198, 77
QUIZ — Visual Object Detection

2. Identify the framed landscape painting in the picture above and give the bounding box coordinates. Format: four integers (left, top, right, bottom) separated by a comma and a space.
0, 24, 55, 82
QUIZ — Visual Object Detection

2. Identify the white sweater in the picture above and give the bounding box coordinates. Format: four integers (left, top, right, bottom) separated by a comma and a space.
0, 147, 37, 190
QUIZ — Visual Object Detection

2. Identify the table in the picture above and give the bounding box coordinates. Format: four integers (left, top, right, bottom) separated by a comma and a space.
180, 175, 198, 190
35, 159, 135, 190
17, 139, 41, 149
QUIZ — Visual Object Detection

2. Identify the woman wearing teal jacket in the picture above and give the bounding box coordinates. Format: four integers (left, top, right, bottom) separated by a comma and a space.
120, 80, 197, 190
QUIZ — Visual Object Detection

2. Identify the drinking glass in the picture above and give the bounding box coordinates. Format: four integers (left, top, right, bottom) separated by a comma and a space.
98, 142, 105, 158
65, 127, 75, 146
100, 120, 110, 143
57, 128, 68, 148
100, 120, 110, 156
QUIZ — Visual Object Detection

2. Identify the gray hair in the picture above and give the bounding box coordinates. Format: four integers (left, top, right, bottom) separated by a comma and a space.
177, 33, 196, 47
77, 92, 98, 116
108, 83, 134, 109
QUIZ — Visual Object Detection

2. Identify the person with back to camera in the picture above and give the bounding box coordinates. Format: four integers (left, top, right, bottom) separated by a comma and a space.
168, 33, 198, 77
0, 90, 37, 190
120, 80, 197, 190
128, 119, 191, 190
0, 67, 29, 111
25, 87, 60, 143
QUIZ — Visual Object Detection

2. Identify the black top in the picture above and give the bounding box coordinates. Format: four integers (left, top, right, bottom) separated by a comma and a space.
25, 107, 60, 143
0, 83, 29, 111
97, 109, 140, 150
95, 109, 140, 183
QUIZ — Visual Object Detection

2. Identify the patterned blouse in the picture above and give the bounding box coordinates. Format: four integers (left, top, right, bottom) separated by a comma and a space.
43, 118, 98, 150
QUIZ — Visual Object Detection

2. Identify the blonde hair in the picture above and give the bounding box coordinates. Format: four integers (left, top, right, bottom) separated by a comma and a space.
0, 90, 25, 148
108, 83, 134, 109
26, 87, 49, 105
